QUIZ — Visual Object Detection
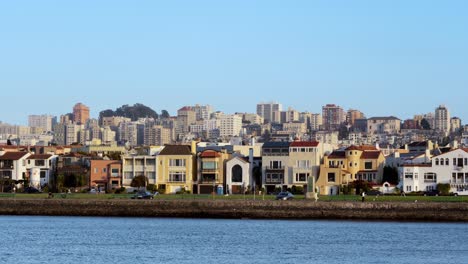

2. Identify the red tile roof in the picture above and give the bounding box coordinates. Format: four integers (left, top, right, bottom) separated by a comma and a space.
0, 152, 29, 160
290, 141, 319, 147
360, 151, 382, 159
328, 151, 346, 159
200, 151, 221, 158
27, 154, 53, 160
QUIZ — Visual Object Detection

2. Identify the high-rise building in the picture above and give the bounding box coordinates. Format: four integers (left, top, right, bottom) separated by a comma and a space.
28, 115, 56, 131
322, 104, 346, 130
257, 102, 282, 124
176, 106, 196, 136
192, 104, 213, 121
451, 117, 461, 133
346, 109, 365, 126
144, 125, 172, 146
73, 103, 90, 125
220, 115, 243, 137
435, 105, 450, 134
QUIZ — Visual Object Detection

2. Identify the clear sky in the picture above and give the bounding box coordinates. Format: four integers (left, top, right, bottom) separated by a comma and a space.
1, 0, 467, 125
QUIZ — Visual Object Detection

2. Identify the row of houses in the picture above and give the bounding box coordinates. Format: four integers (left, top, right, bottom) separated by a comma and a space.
1, 140, 467, 195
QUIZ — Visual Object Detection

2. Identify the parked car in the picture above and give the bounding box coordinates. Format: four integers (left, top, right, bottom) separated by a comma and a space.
131, 191, 158, 200
275, 191, 294, 200
23, 187, 42, 193
366, 190, 382, 196
424, 190, 440, 196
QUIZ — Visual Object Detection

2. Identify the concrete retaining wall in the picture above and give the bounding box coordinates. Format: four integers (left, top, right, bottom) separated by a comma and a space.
1, 199, 468, 222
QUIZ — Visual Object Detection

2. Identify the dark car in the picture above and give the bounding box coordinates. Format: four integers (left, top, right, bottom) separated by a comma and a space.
366, 190, 382, 196
275, 191, 294, 200
424, 190, 440, 196
131, 191, 157, 199
23, 187, 42, 193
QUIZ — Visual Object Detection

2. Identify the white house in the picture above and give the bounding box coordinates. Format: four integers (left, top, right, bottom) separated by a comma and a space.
399, 148, 468, 194
225, 156, 251, 194
25, 154, 58, 187
0, 151, 31, 182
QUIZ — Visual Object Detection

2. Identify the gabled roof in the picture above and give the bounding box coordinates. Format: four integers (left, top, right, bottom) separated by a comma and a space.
0, 152, 29, 160
262, 142, 290, 148
432, 148, 468, 158
328, 151, 346, 159
227, 156, 249, 164
346, 145, 378, 151
27, 154, 53, 160
159, 145, 192, 156
290, 141, 319, 147
360, 151, 381, 159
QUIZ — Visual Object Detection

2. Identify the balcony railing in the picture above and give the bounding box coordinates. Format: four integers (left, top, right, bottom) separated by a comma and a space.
265, 166, 285, 170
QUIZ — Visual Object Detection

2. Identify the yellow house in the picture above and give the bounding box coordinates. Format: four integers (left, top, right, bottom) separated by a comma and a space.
316, 145, 385, 195
156, 143, 196, 194
196, 149, 231, 194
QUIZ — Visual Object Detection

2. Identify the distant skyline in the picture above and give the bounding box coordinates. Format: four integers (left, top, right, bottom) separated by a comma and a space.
1, 1, 467, 125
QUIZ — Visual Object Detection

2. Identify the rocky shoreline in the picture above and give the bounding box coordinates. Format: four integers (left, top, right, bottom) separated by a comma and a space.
1, 199, 468, 222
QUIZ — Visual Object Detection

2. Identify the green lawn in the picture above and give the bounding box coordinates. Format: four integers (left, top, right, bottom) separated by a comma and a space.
2, 193, 468, 202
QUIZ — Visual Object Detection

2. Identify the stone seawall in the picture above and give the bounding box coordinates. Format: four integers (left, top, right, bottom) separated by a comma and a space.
1, 199, 468, 222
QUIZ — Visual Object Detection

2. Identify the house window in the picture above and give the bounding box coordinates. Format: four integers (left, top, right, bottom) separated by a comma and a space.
40, 171, 46, 179
405, 173, 413, 179
147, 172, 156, 179
35, 160, 45, 166
446, 158, 449, 166
453, 158, 457, 165
365, 162, 372, 170
169, 172, 186, 182
296, 173, 308, 182
328, 172, 335, 182
270, 161, 282, 169
202, 161, 217, 170
103, 168, 107, 173
266, 173, 282, 183
458, 158, 464, 167
170, 159, 186, 167
452, 173, 456, 183
406, 186, 412, 192
435, 158, 439, 166
424, 173, 437, 183
349, 162, 352, 167
94, 168, 98, 173
297, 160, 309, 168
111, 168, 119, 177
232, 165, 243, 183
465, 158, 468, 166
146, 159, 156, 166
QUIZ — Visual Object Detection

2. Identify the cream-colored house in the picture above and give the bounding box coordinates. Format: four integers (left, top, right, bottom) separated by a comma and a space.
156, 143, 196, 194
317, 145, 385, 195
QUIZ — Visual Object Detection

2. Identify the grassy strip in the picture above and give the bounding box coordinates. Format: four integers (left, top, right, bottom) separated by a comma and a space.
2, 193, 468, 202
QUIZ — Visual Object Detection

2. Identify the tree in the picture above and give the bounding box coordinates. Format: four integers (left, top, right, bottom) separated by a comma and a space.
437, 183, 450, 195
382, 166, 399, 185
161, 110, 170, 119
421, 118, 431, 130
131, 175, 148, 188
98, 103, 159, 122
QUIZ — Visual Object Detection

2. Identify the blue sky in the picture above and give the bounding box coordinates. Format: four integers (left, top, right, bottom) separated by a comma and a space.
1, 0, 467, 125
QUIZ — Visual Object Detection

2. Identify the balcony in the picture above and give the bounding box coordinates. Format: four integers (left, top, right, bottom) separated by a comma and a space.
199, 174, 217, 183
265, 166, 285, 171
265, 178, 283, 184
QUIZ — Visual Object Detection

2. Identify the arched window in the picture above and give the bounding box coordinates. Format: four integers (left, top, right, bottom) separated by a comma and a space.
446, 158, 449, 166
435, 158, 439, 165
232, 165, 243, 183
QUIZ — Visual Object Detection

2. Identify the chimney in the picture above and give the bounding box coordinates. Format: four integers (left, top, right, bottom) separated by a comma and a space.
425, 149, 431, 163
